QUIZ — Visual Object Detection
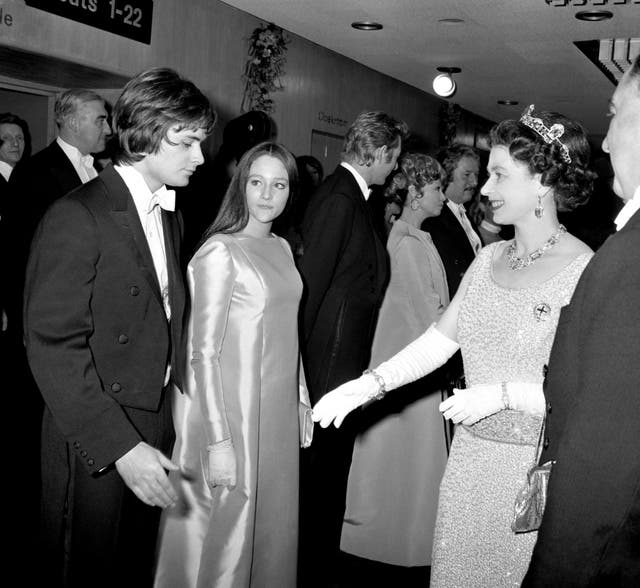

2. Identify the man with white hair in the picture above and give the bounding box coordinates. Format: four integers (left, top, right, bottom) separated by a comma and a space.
9, 88, 110, 249
523, 54, 640, 586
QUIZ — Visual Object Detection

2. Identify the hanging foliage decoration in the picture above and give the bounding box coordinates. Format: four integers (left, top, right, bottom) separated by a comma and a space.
439, 102, 462, 146
241, 22, 290, 114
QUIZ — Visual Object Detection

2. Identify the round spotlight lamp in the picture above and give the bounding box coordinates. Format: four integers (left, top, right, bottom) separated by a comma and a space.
438, 18, 465, 25
351, 21, 383, 31
575, 10, 613, 22
433, 66, 460, 98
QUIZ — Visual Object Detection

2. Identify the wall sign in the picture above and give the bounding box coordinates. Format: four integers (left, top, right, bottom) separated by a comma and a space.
317, 111, 348, 128
545, 0, 640, 5
25, 0, 153, 45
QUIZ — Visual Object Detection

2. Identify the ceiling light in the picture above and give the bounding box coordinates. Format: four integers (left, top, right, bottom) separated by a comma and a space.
433, 67, 460, 98
575, 10, 613, 22
351, 21, 383, 31
497, 100, 519, 106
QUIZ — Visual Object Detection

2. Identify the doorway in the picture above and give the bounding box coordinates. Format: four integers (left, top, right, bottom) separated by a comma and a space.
0, 80, 56, 155
310, 129, 343, 175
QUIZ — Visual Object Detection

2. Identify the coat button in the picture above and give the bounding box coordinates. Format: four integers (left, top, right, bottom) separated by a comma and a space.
130, 286, 140, 296
118, 334, 129, 344
80, 450, 87, 457
87, 459, 95, 466
543, 437, 550, 449
111, 382, 122, 393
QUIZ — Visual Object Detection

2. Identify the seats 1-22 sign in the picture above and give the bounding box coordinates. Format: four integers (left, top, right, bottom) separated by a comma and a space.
25, 0, 153, 45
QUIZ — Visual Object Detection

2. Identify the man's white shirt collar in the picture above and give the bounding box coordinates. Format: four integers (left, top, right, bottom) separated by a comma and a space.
57, 137, 96, 183
113, 164, 175, 217
57, 137, 93, 168
614, 185, 640, 231
340, 162, 371, 201
0, 161, 13, 182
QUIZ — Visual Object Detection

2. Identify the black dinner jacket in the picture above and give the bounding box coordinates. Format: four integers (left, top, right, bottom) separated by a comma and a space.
298, 165, 389, 403
23, 164, 186, 473
421, 203, 477, 296
9, 140, 84, 247
5, 141, 85, 334
523, 206, 640, 587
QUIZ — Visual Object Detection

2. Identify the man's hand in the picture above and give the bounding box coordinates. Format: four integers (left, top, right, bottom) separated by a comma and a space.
115, 441, 179, 508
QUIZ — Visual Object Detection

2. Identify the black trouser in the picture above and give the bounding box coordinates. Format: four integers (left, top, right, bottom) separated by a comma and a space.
298, 415, 359, 588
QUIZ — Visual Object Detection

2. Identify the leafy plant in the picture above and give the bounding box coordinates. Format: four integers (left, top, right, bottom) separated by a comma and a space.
241, 23, 290, 114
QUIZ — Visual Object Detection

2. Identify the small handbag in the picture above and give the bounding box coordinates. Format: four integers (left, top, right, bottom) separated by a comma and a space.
511, 419, 554, 533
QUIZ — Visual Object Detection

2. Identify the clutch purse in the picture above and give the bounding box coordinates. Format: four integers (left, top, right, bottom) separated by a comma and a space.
512, 459, 553, 533
298, 364, 314, 448
511, 418, 554, 533
299, 404, 314, 449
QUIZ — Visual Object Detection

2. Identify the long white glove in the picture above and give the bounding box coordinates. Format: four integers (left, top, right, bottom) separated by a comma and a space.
312, 324, 459, 428
207, 438, 236, 489
439, 382, 544, 426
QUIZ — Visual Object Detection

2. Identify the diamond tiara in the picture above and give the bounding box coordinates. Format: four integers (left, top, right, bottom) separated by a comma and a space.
520, 104, 572, 164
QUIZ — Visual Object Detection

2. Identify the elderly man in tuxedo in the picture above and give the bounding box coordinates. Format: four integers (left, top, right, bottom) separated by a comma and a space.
523, 54, 640, 587
9, 88, 111, 273
24, 68, 215, 588
297, 110, 408, 586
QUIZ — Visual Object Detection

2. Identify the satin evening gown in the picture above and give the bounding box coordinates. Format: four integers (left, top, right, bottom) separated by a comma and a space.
154, 233, 304, 588
430, 242, 592, 587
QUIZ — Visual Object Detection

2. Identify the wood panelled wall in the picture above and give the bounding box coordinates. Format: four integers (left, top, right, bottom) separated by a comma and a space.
0, 0, 493, 157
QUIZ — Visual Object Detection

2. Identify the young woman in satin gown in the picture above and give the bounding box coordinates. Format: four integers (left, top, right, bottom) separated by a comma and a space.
313, 108, 596, 587
154, 142, 311, 588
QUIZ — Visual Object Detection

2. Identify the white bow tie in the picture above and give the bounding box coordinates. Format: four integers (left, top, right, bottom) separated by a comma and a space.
148, 187, 176, 213
80, 154, 94, 169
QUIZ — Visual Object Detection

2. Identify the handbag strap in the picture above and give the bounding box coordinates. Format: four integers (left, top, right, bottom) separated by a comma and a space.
534, 411, 547, 463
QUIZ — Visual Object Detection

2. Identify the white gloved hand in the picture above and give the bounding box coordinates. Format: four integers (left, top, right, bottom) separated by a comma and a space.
312, 373, 378, 429
439, 381, 545, 425
439, 384, 506, 425
313, 324, 459, 429
503, 382, 545, 415
207, 438, 236, 489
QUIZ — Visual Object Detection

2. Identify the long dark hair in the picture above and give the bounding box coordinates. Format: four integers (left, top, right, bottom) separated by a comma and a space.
199, 141, 298, 244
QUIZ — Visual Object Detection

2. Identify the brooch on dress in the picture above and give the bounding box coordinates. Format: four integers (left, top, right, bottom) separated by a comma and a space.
533, 303, 551, 322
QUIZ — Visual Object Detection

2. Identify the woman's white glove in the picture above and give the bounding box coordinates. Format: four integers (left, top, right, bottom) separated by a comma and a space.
312, 373, 379, 429
312, 324, 459, 428
439, 382, 544, 425
207, 438, 236, 489
439, 385, 505, 425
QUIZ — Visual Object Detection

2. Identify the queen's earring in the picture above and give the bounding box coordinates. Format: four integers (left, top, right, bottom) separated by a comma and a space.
535, 194, 544, 219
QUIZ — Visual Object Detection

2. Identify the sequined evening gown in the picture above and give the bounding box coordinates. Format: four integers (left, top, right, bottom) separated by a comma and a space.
430, 241, 591, 588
